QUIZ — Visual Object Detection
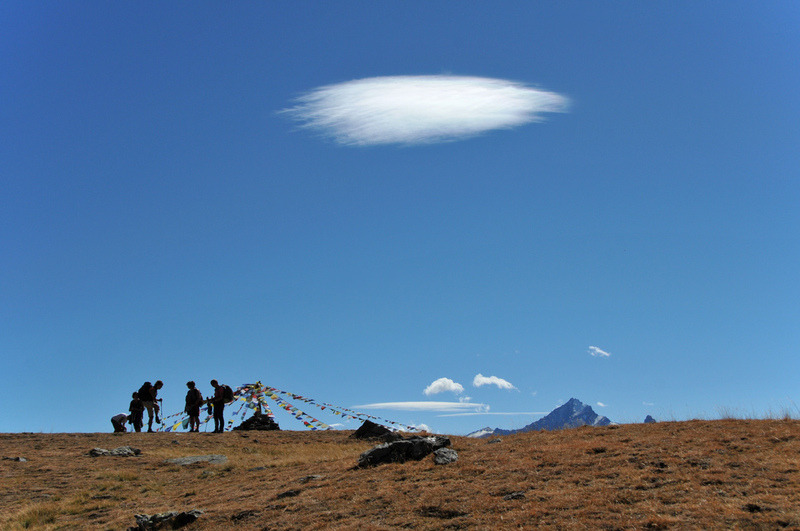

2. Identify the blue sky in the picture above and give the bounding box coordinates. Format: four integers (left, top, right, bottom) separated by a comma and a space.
2, 2, 799, 434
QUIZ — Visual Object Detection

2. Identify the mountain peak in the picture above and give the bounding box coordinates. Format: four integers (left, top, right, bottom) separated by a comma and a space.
469, 398, 613, 438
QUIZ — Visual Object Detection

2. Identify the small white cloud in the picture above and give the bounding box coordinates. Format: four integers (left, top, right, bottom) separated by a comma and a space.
353, 401, 488, 413
423, 377, 465, 396
643, 401, 654, 406
588, 346, 612, 357
282, 75, 569, 146
411, 423, 432, 433
473, 374, 517, 390
597, 402, 607, 408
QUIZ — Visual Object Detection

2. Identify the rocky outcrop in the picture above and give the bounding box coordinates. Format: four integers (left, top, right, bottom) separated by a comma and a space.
357, 435, 451, 467
129, 510, 202, 530
644, 415, 656, 424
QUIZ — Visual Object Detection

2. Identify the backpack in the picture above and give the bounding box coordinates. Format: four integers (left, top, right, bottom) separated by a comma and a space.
222, 384, 234, 403
138, 382, 152, 401
192, 388, 203, 405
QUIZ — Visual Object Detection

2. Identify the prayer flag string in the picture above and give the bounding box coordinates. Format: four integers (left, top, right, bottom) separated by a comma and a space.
155, 382, 416, 433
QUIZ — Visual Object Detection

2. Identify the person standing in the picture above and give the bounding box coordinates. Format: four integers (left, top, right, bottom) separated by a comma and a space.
140, 380, 164, 432
129, 392, 144, 432
184, 381, 203, 432
210, 379, 225, 433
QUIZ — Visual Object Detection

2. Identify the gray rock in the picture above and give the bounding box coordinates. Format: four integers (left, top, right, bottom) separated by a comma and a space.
433, 447, 458, 465
131, 510, 202, 530
89, 446, 141, 457
2, 456, 27, 462
503, 491, 526, 500
110, 446, 141, 457
164, 455, 227, 466
357, 435, 451, 467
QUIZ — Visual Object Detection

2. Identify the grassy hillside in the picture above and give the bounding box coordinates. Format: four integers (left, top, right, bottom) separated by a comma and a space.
2, 419, 799, 529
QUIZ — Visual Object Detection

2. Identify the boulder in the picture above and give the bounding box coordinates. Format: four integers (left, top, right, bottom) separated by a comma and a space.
433, 447, 458, 465
357, 435, 451, 467
350, 420, 403, 442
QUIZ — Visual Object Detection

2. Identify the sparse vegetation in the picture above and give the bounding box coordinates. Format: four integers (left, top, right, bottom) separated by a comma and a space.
2, 420, 800, 529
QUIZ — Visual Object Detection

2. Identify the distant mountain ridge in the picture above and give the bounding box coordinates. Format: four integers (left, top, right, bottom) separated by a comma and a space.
467, 398, 613, 438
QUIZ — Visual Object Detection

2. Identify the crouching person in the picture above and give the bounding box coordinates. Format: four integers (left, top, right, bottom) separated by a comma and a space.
111, 413, 129, 433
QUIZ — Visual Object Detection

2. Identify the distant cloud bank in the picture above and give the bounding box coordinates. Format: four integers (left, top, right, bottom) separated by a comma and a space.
423, 377, 465, 396
588, 346, 611, 357
473, 374, 517, 390
353, 401, 488, 413
283, 75, 569, 146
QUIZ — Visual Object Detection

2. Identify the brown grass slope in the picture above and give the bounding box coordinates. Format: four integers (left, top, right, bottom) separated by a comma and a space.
2, 419, 800, 530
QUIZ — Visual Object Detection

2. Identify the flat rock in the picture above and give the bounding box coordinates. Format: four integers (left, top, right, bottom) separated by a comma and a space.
89, 446, 141, 457
164, 455, 227, 466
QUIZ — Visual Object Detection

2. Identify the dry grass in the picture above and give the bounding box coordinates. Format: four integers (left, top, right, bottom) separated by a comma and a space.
2, 420, 800, 529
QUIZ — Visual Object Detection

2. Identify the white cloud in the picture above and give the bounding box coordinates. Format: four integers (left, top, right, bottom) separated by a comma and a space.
352, 401, 488, 413
438, 411, 549, 417
282, 75, 569, 146
597, 402, 607, 408
423, 377, 465, 396
473, 374, 517, 390
588, 346, 612, 357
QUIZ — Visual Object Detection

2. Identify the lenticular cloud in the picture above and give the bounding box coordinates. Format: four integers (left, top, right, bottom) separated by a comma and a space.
282, 75, 568, 146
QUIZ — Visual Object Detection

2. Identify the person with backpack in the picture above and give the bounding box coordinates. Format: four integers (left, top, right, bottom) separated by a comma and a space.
129, 392, 144, 432
184, 381, 203, 432
139, 380, 164, 432
209, 379, 233, 433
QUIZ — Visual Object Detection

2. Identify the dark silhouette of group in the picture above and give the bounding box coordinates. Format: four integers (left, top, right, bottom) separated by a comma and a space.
111, 379, 231, 433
